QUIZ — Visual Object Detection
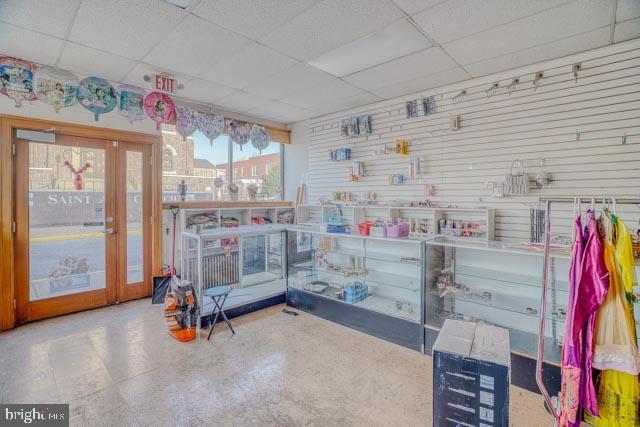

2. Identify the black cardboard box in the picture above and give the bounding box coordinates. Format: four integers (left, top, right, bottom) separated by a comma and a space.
433, 319, 510, 427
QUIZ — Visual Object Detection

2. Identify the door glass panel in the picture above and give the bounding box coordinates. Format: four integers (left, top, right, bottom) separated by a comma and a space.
28, 142, 106, 300
126, 150, 143, 284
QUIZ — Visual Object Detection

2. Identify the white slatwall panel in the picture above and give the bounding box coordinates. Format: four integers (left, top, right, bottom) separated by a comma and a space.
305, 40, 640, 242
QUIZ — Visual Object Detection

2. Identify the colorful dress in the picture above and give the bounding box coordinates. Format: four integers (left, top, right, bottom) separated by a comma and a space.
586, 218, 640, 426
559, 211, 610, 426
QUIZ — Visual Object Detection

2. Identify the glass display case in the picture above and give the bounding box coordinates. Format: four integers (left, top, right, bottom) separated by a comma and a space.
286, 227, 424, 349
181, 225, 286, 318
424, 238, 570, 365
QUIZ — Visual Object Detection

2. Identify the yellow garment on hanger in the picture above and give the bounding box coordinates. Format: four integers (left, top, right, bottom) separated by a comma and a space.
586, 370, 640, 427
585, 220, 640, 426
615, 219, 638, 342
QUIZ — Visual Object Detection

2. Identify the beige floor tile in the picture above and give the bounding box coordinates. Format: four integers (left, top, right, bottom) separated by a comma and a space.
0, 299, 556, 425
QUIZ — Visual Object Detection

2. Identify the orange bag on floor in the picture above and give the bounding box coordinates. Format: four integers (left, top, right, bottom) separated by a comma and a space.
163, 276, 199, 342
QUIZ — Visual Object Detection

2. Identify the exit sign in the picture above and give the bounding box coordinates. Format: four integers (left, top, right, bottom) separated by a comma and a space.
153, 73, 178, 94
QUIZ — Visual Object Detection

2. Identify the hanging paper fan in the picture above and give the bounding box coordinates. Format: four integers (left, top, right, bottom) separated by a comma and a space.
250, 124, 270, 154
198, 112, 224, 144
0, 56, 37, 107
176, 105, 199, 141
227, 120, 251, 150
77, 77, 117, 122
118, 84, 146, 123
34, 66, 78, 113
144, 91, 176, 130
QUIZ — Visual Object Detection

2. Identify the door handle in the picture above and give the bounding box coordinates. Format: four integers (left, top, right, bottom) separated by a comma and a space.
101, 228, 116, 235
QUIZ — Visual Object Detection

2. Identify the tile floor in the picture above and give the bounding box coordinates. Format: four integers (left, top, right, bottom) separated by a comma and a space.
0, 300, 553, 426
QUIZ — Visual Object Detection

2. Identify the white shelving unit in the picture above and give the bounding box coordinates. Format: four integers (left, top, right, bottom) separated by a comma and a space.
295, 204, 495, 241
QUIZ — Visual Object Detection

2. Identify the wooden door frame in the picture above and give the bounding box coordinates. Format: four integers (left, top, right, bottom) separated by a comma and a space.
0, 115, 162, 331
14, 134, 118, 322
117, 141, 153, 302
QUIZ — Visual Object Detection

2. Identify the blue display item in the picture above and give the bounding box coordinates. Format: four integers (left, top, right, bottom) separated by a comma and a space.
329, 148, 352, 161
423, 96, 437, 115
343, 281, 368, 304
326, 224, 351, 234
357, 114, 372, 135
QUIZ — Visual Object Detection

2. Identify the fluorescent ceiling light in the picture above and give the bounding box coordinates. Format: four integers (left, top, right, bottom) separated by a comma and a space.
163, 0, 194, 9
308, 20, 431, 77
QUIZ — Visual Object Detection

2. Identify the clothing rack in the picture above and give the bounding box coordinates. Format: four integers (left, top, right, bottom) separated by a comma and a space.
536, 196, 640, 420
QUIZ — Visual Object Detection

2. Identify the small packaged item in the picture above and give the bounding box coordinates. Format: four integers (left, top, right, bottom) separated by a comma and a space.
357, 114, 372, 135
389, 172, 404, 185
370, 221, 386, 238
406, 100, 418, 118
423, 96, 436, 115
346, 117, 358, 137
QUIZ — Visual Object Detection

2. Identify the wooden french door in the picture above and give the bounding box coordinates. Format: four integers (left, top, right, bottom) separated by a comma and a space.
14, 134, 152, 322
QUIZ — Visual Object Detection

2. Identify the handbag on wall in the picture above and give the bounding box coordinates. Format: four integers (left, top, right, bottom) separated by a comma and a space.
504, 159, 530, 195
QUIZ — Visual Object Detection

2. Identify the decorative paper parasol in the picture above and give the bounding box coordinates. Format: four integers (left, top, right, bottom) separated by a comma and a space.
118, 84, 146, 123
144, 91, 176, 130
198, 112, 224, 143
176, 105, 199, 140
77, 76, 117, 121
250, 124, 270, 154
227, 119, 251, 150
0, 56, 38, 107
35, 66, 78, 112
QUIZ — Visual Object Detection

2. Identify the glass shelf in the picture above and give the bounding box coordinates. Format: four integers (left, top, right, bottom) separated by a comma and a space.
455, 264, 568, 292
288, 229, 422, 323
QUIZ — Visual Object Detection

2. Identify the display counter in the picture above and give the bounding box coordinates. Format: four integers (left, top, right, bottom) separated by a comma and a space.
181, 225, 287, 321
285, 225, 424, 349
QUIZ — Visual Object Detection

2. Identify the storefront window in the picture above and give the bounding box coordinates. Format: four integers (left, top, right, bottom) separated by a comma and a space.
161, 124, 282, 202
231, 138, 282, 201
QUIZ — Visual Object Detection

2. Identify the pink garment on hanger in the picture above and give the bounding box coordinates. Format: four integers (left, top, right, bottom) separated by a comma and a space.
559, 211, 609, 425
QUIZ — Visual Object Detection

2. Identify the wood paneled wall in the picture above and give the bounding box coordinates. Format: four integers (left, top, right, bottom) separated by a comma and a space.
305, 39, 640, 242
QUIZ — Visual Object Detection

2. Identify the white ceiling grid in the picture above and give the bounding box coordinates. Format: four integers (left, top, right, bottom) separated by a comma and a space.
0, 0, 637, 124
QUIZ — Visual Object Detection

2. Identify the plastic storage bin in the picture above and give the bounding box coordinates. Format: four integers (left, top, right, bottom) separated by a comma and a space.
357, 221, 373, 236
385, 222, 410, 238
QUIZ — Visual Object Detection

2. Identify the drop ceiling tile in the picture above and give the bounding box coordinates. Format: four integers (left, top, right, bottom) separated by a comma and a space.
243, 62, 337, 100
465, 27, 610, 77
273, 108, 318, 124
260, 0, 405, 60
442, 0, 613, 66
413, 0, 571, 44
282, 79, 364, 109
215, 91, 273, 112
179, 79, 236, 103
0, 0, 81, 38
307, 20, 431, 77
392, 0, 444, 15
616, 0, 640, 21
69, 0, 187, 60
204, 43, 299, 89
244, 101, 302, 121
344, 47, 459, 91
0, 24, 64, 66
193, 0, 321, 39
306, 91, 383, 115
144, 15, 252, 76
370, 66, 468, 99
59, 42, 138, 81
614, 17, 640, 43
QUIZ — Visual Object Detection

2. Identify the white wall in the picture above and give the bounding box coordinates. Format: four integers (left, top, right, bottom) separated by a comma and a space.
284, 120, 310, 201
0, 94, 160, 134
303, 38, 640, 242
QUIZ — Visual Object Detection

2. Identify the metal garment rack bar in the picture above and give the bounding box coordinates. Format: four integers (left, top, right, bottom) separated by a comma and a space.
537, 196, 640, 420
